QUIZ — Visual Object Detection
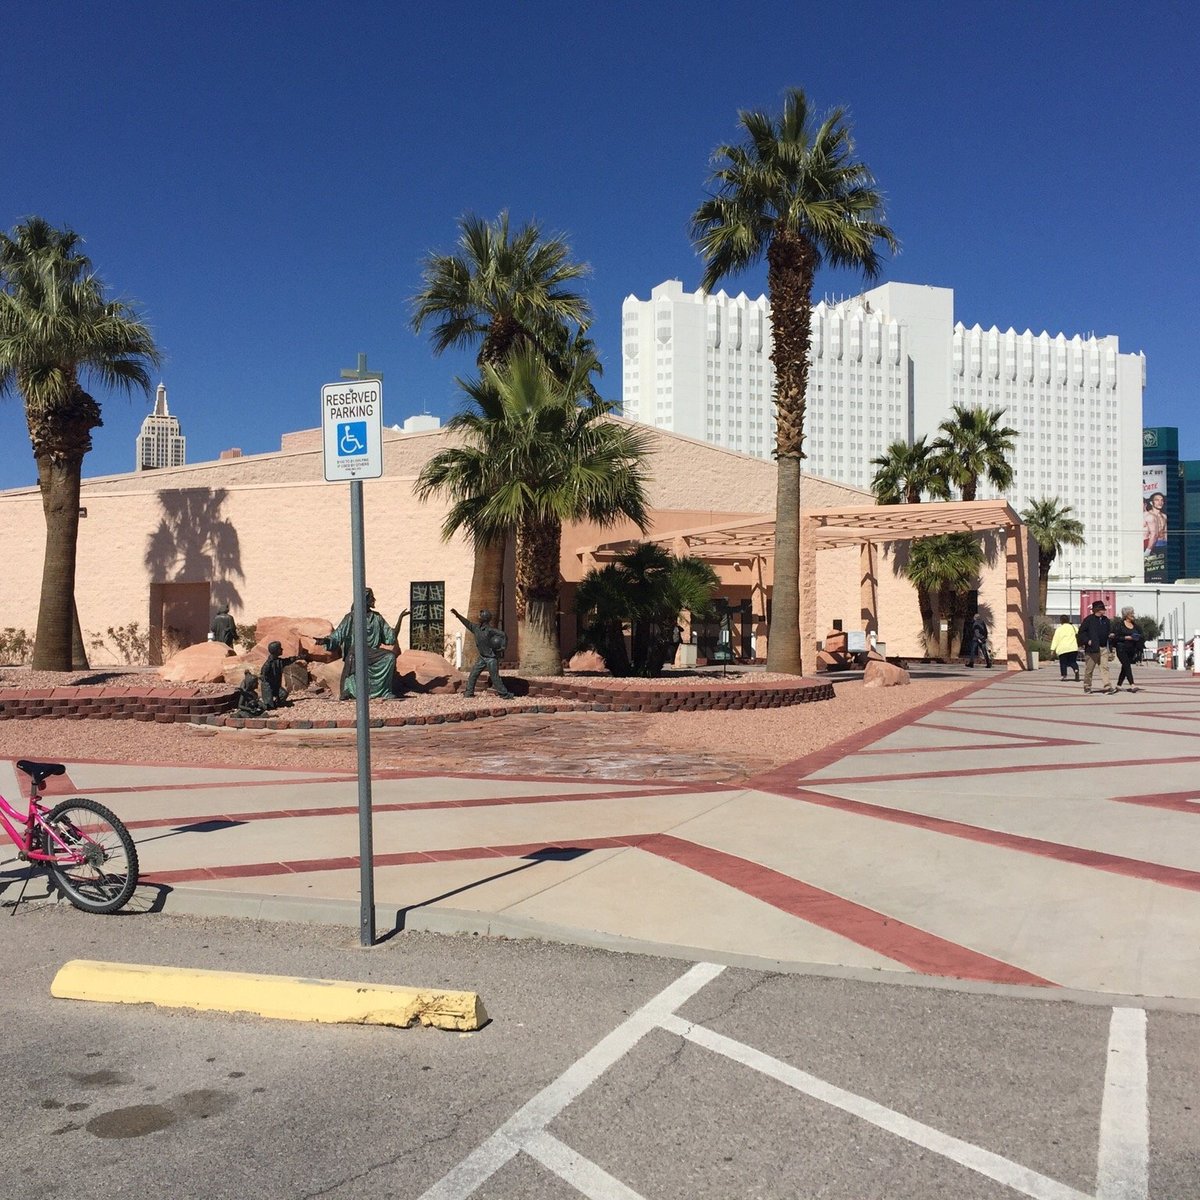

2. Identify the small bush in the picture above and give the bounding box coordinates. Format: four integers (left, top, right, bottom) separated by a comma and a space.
1033, 615, 1056, 643
88, 622, 150, 665
0, 627, 34, 664
1029, 639, 1053, 660
236, 623, 257, 650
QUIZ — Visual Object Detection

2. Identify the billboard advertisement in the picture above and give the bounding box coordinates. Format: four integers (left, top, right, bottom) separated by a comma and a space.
1143, 465, 1168, 582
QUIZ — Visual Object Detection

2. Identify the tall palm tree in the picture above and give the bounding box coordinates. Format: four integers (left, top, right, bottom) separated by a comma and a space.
0, 217, 160, 671
410, 212, 591, 656
931, 403, 1018, 501
418, 349, 651, 675
904, 532, 985, 653
870, 436, 950, 505
1021, 497, 1085, 615
692, 88, 896, 674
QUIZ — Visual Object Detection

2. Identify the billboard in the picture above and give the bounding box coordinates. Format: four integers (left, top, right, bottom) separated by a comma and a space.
1143, 465, 1168, 582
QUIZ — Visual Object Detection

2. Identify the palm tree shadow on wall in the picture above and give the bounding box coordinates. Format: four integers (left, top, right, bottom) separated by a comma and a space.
144, 488, 245, 613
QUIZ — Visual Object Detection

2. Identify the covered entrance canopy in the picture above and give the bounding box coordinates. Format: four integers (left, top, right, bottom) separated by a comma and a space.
578, 499, 1033, 671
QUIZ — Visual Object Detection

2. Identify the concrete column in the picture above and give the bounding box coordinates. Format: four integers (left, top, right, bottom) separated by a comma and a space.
799, 514, 819, 675
751, 557, 768, 663
859, 541, 878, 634
1005, 531, 1031, 670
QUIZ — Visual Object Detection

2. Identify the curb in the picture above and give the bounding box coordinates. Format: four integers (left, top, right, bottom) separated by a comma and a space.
143, 888, 1200, 1014
50, 958, 488, 1031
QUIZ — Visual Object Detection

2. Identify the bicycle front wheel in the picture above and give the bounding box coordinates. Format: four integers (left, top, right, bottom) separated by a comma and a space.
43, 798, 139, 914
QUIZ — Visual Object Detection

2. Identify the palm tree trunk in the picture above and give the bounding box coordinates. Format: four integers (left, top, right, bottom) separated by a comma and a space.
32, 455, 84, 671
1037, 551, 1051, 616
464, 535, 506, 662
34, 450, 91, 669
516, 516, 563, 676
764, 233, 815, 676
768, 457, 802, 673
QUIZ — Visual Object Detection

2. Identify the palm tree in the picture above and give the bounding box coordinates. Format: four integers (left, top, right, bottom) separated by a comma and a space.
576, 544, 719, 677
418, 349, 651, 675
1021, 497, 1085, 616
904, 533, 985, 654
692, 88, 896, 674
410, 212, 591, 657
931, 403, 1018, 501
870, 436, 950, 505
0, 218, 160, 671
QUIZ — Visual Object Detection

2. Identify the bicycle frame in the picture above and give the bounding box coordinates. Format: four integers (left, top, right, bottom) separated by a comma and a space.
0, 787, 88, 866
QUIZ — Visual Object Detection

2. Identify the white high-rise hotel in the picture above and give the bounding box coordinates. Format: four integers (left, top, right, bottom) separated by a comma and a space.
621, 280, 1145, 580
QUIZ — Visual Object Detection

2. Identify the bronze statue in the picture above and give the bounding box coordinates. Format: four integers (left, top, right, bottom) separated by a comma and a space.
210, 603, 237, 648
259, 640, 307, 709
452, 608, 513, 699
318, 588, 408, 699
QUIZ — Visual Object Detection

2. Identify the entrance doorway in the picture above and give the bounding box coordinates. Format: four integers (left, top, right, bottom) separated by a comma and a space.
149, 582, 211, 665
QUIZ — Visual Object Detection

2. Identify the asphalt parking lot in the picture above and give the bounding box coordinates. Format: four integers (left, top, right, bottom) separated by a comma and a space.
2, 906, 1195, 1199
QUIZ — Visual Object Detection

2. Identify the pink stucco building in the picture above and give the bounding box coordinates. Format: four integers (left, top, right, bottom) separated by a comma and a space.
0, 421, 1034, 668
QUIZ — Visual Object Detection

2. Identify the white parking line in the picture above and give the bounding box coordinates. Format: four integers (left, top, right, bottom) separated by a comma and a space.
660, 1015, 1092, 1200
523, 1131, 646, 1200
1096, 1007, 1149, 1200
416, 962, 724, 1200
421, 965, 1148, 1200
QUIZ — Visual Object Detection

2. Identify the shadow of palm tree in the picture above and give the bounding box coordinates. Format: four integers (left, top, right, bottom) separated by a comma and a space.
144, 488, 245, 612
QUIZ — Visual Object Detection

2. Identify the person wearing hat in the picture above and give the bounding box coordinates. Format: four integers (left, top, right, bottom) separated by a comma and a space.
1076, 600, 1115, 694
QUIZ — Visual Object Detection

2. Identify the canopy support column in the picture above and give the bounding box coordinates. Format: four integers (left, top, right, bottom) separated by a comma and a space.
800, 512, 819, 676
1005, 530, 1030, 670
860, 541, 878, 635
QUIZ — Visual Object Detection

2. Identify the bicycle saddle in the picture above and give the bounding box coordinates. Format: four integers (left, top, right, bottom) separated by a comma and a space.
15, 759, 66, 787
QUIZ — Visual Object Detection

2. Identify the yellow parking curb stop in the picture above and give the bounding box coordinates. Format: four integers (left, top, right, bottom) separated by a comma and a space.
51, 959, 488, 1031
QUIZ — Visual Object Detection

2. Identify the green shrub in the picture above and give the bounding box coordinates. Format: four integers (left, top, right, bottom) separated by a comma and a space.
88, 622, 150, 665
236, 623, 258, 650
0, 627, 34, 664
1029, 639, 1053, 660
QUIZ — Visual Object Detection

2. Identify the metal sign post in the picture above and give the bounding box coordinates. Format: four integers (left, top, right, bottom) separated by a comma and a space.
321, 371, 384, 946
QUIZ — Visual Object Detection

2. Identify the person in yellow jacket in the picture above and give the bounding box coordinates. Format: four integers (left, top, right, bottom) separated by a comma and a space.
1050, 615, 1080, 682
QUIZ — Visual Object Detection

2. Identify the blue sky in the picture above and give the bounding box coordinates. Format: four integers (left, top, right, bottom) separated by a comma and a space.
2, 2, 1197, 487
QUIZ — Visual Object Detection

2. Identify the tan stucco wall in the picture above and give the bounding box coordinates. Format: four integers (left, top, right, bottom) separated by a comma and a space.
0, 420, 1031, 667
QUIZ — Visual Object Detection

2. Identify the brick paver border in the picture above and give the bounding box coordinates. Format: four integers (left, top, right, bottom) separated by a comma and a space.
0, 674, 833, 729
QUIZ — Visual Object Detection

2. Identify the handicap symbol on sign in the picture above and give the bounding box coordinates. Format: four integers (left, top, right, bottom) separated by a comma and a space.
338, 421, 367, 455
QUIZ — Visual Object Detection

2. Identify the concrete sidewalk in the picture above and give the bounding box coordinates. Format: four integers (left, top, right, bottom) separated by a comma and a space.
5, 668, 1200, 1002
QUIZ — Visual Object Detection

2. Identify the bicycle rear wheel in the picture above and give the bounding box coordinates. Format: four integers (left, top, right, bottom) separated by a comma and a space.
43, 798, 139, 914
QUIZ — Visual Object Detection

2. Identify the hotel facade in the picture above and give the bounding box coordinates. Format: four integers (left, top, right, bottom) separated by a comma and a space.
621, 281, 1145, 582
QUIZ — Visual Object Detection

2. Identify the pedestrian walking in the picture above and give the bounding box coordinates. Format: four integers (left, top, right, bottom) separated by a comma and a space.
1111, 607, 1145, 692
1050, 615, 1080, 681
962, 611, 991, 668
1076, 600, 1114, 694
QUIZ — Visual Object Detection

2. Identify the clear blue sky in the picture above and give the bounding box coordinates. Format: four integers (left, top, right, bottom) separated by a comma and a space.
3, 2, 1197, 487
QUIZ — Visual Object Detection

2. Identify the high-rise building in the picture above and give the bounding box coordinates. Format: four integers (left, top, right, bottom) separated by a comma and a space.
135, 383, 186, 471
621, 280, 1146, 580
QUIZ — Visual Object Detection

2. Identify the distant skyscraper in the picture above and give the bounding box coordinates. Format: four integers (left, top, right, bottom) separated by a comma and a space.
1142, 427, 1183, 582
622, 280, 1146, 580
135, 383, 186, 471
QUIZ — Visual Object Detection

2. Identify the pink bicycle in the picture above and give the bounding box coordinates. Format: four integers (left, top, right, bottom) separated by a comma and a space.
1, 759, 139, 914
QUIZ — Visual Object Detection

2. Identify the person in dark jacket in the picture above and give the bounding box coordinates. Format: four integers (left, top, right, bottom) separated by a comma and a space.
1111, 606, 1145, 692
1076, 600, 1114, 694
962, 612, 991, 668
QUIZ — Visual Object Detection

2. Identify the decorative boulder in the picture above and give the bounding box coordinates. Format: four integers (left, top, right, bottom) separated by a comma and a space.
567, 650, 607, 673
283, 660, 310, 692
253, 617, 335, 661
307, 660, 344, 695
159, 641, 236, 684
862, 659, 911, 689
395, 649, 465, 695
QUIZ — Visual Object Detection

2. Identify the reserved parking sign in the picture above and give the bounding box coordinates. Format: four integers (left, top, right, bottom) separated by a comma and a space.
322, 380, 383, 481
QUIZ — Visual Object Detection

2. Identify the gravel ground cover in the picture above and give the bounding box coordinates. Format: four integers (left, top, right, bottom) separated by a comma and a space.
0, 670, 974, 777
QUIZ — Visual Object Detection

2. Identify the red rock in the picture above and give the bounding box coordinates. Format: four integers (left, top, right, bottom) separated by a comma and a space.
307, 660, 345, 695
567, 650, 608, 673
862, 659, 911, 688
394, 649, 466, 694
253, 617, 334, 660
158, 642, 236, 684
